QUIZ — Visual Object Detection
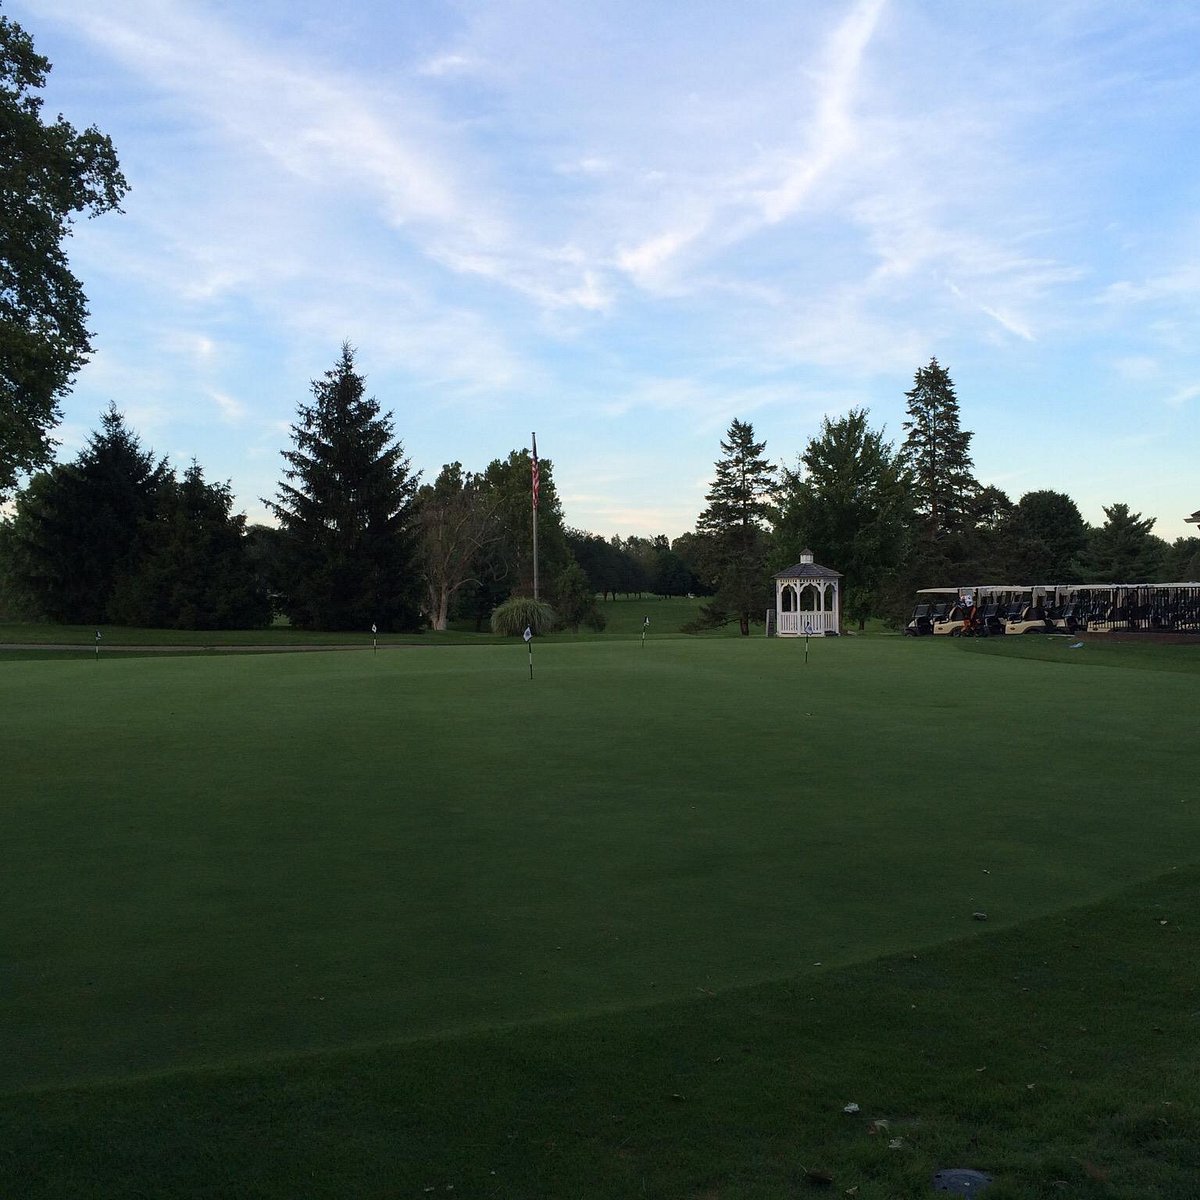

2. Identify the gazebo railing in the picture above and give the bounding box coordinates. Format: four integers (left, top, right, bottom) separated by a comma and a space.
779, 611, 838, 635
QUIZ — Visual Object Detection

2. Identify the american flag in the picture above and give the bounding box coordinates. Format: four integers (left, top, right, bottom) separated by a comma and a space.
531, 439, 540, 510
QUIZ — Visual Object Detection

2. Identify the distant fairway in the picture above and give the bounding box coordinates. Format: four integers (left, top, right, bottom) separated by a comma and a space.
5, 635, 1198, 1102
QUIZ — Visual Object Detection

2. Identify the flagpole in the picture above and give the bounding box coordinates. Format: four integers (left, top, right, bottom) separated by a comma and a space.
531, 432, 540, 601
524, 625, 534, 680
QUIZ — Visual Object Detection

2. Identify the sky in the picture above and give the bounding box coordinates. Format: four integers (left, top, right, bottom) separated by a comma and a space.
9, 0, 1200, 542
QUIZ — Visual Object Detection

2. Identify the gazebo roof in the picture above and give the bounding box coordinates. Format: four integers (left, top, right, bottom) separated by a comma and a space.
775, 560, 842, 580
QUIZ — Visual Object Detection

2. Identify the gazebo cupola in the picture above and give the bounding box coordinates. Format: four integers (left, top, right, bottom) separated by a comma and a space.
774, 550, 842, 636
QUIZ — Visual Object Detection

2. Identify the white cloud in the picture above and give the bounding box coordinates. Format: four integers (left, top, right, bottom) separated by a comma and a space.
417, 53, 479, 78
210, 390, 247, 424
1164, 384, 1200, 409
754, 0, 888, 225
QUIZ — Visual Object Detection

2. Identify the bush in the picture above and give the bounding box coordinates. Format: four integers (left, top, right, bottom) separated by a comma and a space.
552, 561, 606, 632
489, 596, 556, 637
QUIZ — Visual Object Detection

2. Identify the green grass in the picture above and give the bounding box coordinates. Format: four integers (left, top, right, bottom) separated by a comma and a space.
2, 636, 1198, 1196
0, 595, 727, 650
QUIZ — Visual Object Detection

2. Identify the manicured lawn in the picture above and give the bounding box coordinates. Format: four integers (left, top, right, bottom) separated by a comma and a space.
2, 636, 1197, 1196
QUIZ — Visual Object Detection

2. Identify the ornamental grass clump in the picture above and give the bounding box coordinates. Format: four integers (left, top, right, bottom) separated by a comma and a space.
489, 596, 555, 636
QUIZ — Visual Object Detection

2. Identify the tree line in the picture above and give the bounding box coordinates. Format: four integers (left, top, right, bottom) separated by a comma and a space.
2, 9, 1196, 635
4, 348, 1194, 634
688, 358, 1200, 635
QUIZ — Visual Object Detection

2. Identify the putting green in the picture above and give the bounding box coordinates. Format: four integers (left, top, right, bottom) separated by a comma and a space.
4, 636, 1197, 1093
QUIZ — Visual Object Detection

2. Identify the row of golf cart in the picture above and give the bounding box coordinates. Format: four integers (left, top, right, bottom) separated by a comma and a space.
904, 582, 1200, 637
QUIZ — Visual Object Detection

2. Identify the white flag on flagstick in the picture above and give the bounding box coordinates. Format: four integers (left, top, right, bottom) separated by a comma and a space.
371, 623, 377, 634
523, 626, 532, 642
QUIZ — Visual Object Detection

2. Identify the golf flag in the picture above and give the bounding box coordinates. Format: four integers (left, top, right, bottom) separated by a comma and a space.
95, 630, 101, 641
371, 623, 377, 634
523, 626, 533, 642
643, 616, 650, 629
641, 615, 649, 648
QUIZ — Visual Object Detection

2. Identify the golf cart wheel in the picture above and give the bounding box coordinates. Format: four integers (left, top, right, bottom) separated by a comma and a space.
950, 628, 962, 637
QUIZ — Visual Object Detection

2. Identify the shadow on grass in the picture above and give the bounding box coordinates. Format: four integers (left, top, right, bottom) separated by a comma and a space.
4, 868, 1197, 1199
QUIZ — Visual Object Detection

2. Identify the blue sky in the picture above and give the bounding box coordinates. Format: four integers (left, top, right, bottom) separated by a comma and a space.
11, 0, 1200, 541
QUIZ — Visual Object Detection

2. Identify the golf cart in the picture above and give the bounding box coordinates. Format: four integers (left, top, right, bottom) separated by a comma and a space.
1005, 603, 1055, 634
904, 588, 960, 636
932, 597, 973, 636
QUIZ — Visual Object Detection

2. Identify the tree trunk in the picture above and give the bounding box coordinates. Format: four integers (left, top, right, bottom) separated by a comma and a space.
427, 582, 451, 630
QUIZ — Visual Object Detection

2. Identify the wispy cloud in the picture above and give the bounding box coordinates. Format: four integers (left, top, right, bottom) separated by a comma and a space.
754, 0, 888, 225
13, 0, 1200, 540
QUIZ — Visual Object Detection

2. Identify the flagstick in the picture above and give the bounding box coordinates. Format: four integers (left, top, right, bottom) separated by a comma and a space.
531, 432, 540, 602
805, 631, 810, 665
528, 638, 534, 681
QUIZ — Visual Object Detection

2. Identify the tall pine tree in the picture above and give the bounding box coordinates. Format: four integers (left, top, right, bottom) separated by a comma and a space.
268, 343, 421, 631
900, 358, 977, 540
693, 418, 777, 636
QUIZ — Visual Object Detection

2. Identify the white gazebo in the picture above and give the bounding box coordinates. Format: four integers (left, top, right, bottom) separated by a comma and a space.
774, 550, 842, 636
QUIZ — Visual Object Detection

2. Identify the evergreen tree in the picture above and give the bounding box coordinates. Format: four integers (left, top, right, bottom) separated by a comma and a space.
1075, 503, 1167, 583
775, 408, 912, 629
267, 343, 421, 631
900, 358, 978, 540
8, 404, 168, 621
1, 11, 129, 496
109, 462, 270, 629
693, 419, 777, 636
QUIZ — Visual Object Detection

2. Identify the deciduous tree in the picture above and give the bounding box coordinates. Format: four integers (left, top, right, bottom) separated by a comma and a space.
1, 11, 128, 496
418, 462, 502, 631
1002, 489, 1089, 581
775, 408, 912, 630
459, 447, 571, 624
